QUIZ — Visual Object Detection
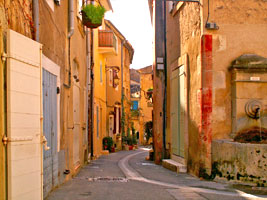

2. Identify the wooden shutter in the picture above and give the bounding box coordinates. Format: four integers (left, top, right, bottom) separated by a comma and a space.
6, 29, 43, 200
113, 69, 116, 88
113, 107, 116, 134
119, 107, 121, 133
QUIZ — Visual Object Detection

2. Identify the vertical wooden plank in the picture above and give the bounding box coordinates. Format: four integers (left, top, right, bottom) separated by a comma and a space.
179, 66, 185, 157
7, 29, 42, 200
51, 73, 58, 187
0, 27, 6, 200
171, 69, 179, 156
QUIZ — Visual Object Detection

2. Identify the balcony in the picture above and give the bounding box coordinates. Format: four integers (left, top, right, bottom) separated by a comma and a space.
98, 30, 117, 54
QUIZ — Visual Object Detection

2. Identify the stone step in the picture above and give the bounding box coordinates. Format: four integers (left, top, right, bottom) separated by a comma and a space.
162, 159, 187, 173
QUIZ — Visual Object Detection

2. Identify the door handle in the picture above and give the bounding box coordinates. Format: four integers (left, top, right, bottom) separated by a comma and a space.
42, 136, 50, 151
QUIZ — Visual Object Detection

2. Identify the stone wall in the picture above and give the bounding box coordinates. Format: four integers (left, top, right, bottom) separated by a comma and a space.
178, 2, 202, 175
212, 139, 267, 187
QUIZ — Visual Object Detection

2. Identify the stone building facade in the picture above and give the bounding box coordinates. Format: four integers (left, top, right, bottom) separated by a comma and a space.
149, 0, 267, 185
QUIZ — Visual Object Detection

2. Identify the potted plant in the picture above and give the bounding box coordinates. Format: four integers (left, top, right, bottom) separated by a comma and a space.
102, 136, 113, 152
81, 4, 106, 29
146, 88, 153, 100
144, 121, 153, 144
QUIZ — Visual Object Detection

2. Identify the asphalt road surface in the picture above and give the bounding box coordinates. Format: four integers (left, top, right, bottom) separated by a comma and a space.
47, 147, 267, 200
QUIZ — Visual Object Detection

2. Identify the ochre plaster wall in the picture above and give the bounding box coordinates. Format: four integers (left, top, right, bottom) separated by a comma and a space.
0, 2, 33, 198
168, 2, 202, 175
139, 68, 153, 145
39, 0, 88, 183
167, 0, 267, 177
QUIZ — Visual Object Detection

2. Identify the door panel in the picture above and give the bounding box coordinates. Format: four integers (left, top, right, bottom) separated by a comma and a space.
0, 30, 6, 200
171, 69, 179, 156
42, 69, 58, 197
171, 66, 185, 158
179, 65, 185, 157
73, 82, 80, 168
6, 29, 42, 200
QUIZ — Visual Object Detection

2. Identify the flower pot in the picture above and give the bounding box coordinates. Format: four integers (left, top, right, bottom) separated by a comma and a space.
129, 145, 133, 150
81, 11, 102, 29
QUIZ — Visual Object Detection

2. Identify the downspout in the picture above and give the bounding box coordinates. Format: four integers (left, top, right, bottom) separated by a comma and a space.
86, 26, 90, 161
64, 0, 74, 172
90, 28, 94, 157
33, 0, 39, 41
64, 0, 74, 89
90, 0, 95, 157
163, 0, 167, 156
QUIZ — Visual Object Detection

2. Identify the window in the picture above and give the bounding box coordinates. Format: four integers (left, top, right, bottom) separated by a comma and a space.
109, 115, 114, 136
96, 106, 99, 138
132, 101, 139, 110
116, 107, 119, 134
109, 69, 113, 86
77, 0, 84, 20
100, 61, 103, 83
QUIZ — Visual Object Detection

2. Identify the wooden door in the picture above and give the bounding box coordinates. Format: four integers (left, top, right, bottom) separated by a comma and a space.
171, 65, 185, 157
6, 29, 42, 200
73, 82, 80, 168
179, 65, 185, 157
42, 69, 58, 197
171, 69, 179, 156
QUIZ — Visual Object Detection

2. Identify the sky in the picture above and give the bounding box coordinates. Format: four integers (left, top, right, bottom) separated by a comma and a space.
105, 0, 153, 69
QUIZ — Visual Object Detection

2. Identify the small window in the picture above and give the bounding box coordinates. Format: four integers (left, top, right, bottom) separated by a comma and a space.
109, 69, 113, 86
132, 101, 139, 110
96, 106, 99, 138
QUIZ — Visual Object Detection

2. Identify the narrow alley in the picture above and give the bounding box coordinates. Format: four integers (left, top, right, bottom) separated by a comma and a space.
1, 0, 267, 199
47, 148, 267, 200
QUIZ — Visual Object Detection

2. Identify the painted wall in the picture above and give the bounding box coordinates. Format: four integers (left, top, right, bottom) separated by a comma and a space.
166, 2, 202, 175
139, 66, 153, 145
39, 0, 89, 195
212, 140, 267, 187
0, 2, 33, 199
166, 0, 267, 177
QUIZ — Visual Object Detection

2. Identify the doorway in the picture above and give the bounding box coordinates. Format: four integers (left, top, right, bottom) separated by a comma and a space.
43, 68, 59, 196
171, 65, 185, 158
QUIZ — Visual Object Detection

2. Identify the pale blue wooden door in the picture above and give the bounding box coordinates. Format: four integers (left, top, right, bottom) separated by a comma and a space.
43, 69, 58, 197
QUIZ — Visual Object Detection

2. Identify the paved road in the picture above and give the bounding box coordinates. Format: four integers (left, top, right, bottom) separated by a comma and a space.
47, 148, 267, 200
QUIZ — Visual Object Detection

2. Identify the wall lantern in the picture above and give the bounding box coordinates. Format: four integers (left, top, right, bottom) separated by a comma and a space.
113, 73, 120, 87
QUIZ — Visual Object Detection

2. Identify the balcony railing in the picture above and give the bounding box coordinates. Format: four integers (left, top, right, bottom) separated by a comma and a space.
98, 30, 117, 54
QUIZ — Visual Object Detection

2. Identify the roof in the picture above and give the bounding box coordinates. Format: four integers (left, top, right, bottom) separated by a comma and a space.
130, 69, 140, 83
104, 20, 135, 63
138, 65, 153, 74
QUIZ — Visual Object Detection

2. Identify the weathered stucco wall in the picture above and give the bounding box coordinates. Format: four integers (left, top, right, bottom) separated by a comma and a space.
166, 3, 180, 156
212, 139, 267, 186
0, 1, 33, 198
39, 0, 88, 195
139, 67, 153, 145
177, 2, 202, 175
202, 0, 267, 141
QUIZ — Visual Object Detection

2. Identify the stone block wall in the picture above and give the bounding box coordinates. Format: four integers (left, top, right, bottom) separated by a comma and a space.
212, 139, 267, 187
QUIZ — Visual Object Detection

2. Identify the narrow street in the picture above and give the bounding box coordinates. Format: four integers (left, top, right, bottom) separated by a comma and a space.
46, 148, 267, 200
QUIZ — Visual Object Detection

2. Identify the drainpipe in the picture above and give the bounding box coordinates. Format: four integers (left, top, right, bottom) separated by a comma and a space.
68, 0, 74, 39
90, 0, 95, 157
33, 0, 39, 41
64, 0, 74, 89
163, 0, 167, 157
90, 28, 94, 157
86, 27, 90, 160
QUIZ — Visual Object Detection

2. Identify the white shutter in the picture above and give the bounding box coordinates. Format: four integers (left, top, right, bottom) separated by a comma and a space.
6, 29, 42, 200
